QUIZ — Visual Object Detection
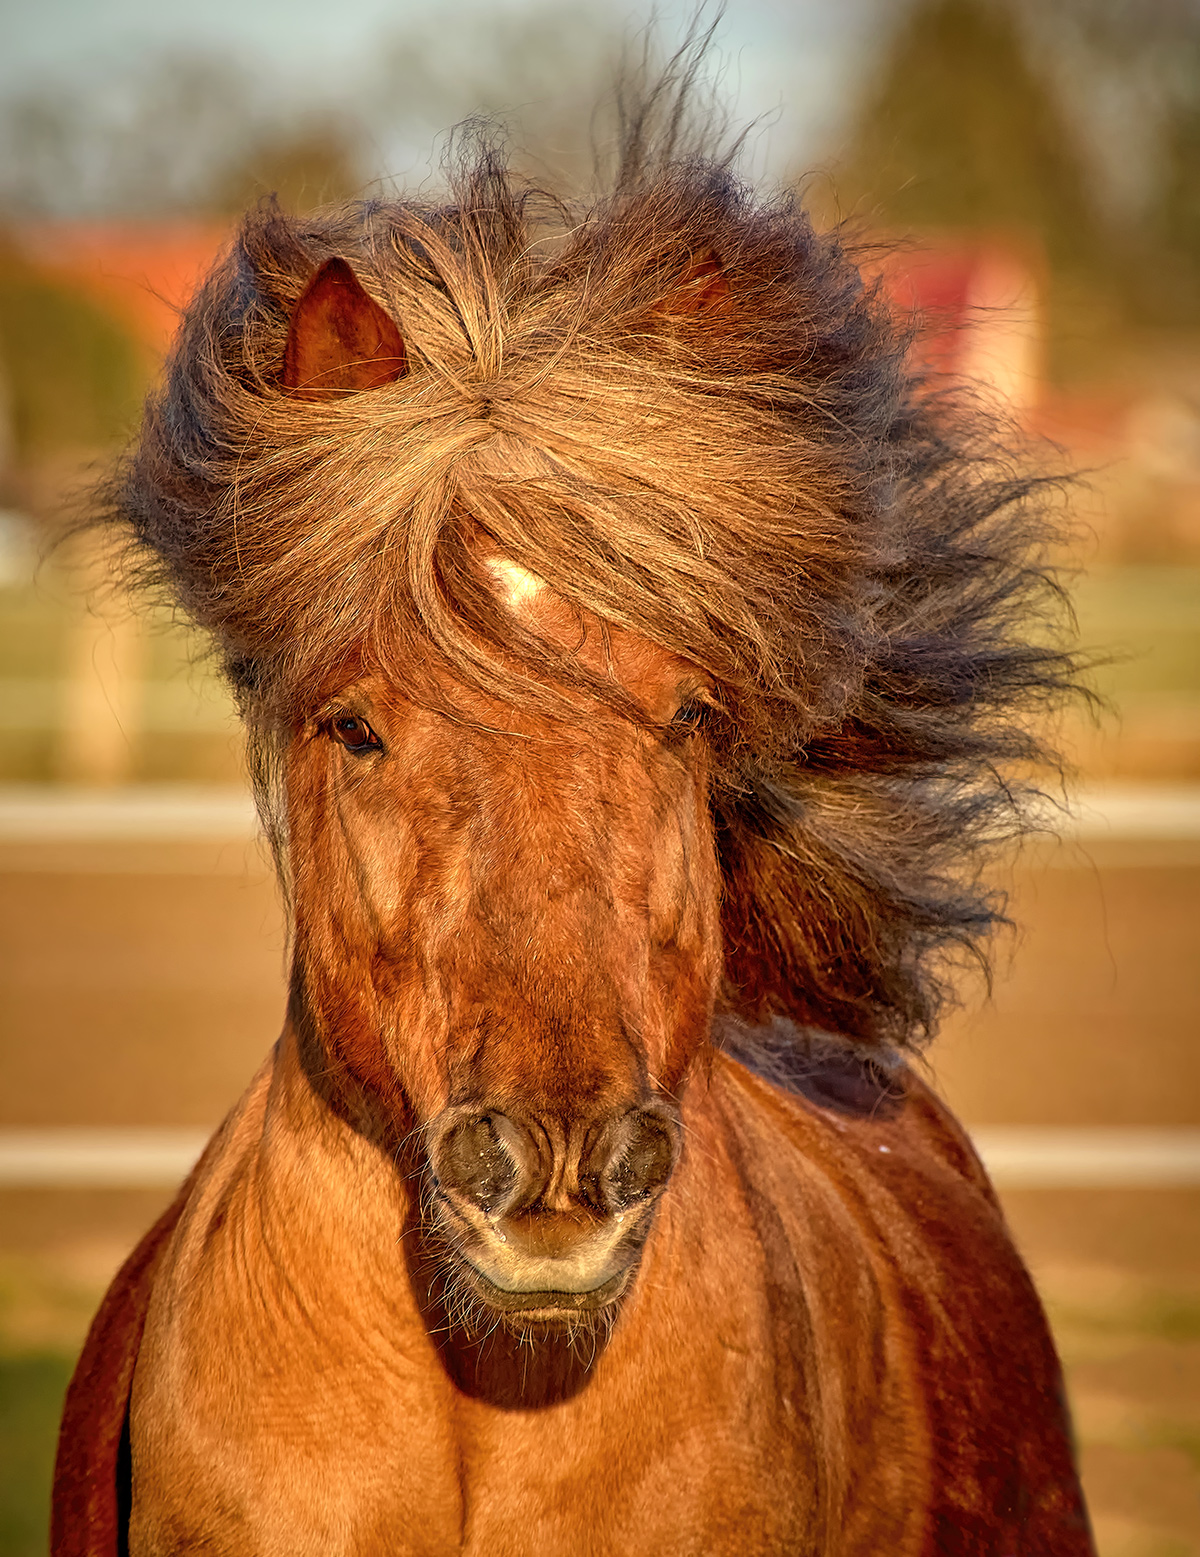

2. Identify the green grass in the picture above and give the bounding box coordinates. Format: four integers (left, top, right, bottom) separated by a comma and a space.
0, 250, 147, 460
1048, 1291, 1200, 1345
1071, 567, 1200, 701
0, 570, 239, 783
0, 1352, 74, 1557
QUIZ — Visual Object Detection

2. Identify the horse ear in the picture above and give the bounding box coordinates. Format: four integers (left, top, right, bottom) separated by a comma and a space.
658, 251, 730, 317
282, 257, 407, 399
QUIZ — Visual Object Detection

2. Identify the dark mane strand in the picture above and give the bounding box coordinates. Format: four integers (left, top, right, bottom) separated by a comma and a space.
714, 1015, 907, 1119
95, 109, 1083, 1050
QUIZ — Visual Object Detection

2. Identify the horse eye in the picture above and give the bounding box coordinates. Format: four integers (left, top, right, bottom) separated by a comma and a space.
329, 714, 382, 754
671, 700, 706, 733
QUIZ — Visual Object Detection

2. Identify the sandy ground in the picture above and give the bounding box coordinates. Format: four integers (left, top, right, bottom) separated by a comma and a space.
1, 833, 1198, 1553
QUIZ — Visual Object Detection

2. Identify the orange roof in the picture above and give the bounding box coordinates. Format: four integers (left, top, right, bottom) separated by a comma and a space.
17, 221, 232, 357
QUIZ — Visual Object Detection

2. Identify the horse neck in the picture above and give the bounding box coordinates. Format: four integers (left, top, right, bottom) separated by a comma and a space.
239, 1018, 423, 1291
240, 1029, 839, 1441
284, 936, 418, 1142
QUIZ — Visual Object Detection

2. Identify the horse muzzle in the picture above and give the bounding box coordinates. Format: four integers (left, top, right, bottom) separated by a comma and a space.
426, 1099, 681, 1325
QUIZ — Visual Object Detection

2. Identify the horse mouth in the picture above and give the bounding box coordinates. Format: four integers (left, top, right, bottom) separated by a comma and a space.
458, 1260, 632, 1322
429, 1188, 651, 1327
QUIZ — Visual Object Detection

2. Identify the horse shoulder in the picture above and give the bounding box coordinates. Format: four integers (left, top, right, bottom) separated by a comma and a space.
50, 1155, 211, 1556
705, 1050, 1092, 1554
125, 1045, 463, 1556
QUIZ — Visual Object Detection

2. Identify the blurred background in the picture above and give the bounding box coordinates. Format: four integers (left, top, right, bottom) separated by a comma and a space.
0, 0, 1198, 1551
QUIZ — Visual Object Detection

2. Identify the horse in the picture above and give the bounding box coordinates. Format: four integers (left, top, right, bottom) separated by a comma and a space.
52, 104, 1094, 1555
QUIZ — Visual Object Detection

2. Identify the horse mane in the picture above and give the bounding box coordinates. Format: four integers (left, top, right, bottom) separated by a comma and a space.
98, 97, 1081, 1052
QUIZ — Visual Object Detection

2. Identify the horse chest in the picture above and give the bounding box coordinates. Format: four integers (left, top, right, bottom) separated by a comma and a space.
128, 1259, 825, 1557
115, 1066, 1079, 1556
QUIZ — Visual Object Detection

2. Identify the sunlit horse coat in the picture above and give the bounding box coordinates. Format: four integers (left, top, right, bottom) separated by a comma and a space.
54, 105, 1094, 1556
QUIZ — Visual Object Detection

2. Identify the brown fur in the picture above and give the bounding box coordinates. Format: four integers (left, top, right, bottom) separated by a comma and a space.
56, 60, 1092, 1557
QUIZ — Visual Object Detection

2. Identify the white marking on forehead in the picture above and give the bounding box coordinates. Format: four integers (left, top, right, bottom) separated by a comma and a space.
486, 556, 545, 611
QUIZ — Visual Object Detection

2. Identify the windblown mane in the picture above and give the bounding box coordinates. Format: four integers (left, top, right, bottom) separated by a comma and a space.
101, 109, 1079, 1050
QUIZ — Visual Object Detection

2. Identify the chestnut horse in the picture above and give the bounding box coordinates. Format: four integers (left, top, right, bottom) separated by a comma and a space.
54, 114, 1093, 1554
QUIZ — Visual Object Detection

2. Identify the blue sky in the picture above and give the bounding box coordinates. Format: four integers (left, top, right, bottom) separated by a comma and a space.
0, 0, 886, 181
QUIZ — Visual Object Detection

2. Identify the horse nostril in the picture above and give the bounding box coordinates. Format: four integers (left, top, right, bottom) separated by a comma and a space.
602, 1108, 680, 1212
434, 1113, 518, 1215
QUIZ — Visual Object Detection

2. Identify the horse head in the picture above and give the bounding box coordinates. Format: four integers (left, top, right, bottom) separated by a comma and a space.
279, 259, 725, 1329
108, 156, 1075, 1341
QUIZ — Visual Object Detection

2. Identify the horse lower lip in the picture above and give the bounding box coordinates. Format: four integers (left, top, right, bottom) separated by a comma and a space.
462, 1263, 629, 1313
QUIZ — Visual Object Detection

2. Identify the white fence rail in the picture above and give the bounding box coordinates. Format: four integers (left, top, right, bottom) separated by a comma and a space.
2, 783, 1200, 845
1, 1126, 1198, 1189
0, 1129, 209, 1187
0, 786, 256, 841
